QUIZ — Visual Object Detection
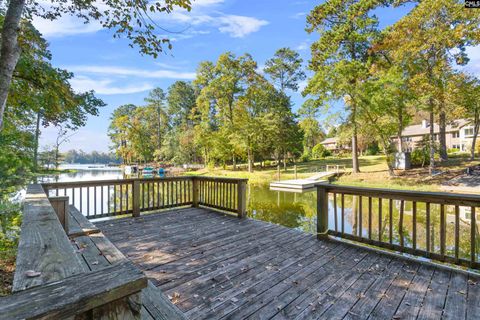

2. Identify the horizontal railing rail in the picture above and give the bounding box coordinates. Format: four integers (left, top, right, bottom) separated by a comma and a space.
42, 176, 248, 219
316, 183, 480, 269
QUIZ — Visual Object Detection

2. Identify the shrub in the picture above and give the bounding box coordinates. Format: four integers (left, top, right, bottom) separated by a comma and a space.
312, 144, 331, 159
264, 160, 272, 167
366, 143, 380, 156
447, 148, 460, 154
411, 149, 430, 167
299, 152, 311, 162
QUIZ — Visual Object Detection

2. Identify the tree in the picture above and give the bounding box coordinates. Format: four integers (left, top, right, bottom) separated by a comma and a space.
167, 81, 196, 127
144, 88, 168, 152
378, 0, 480, 172
305, 0, 382, 173
450, 73, 480, 160
0, 0, 192, 131
108, 104, 137, 164
52, 125, 75, 169
299, 99, 324, 155
264, 48, 306, 93
195, 53, 258, 169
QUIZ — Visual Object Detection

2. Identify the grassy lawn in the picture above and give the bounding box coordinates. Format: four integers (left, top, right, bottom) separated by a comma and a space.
189, 155, 480, 191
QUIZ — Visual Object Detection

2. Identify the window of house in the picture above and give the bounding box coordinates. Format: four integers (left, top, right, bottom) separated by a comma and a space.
434, 134, 438, 141
402, 137, 412, 142
465, 128, 474, 136
452, 131, 460, 138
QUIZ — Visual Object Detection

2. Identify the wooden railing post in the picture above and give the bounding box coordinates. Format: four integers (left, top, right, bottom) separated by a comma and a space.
48, 196, 69, 234
316, 184, 329, 239
192, 177, 199, 208
132, 180, 140, 217
237, 180, 247, 219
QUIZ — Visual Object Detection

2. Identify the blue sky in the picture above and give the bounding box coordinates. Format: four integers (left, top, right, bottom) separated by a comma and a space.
35, 0, 480, 153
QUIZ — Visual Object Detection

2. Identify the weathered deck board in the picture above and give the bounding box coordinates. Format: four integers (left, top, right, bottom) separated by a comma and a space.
96, 207, 480, 320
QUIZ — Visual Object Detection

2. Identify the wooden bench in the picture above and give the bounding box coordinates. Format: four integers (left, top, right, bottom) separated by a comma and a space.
0, 184, 184, 319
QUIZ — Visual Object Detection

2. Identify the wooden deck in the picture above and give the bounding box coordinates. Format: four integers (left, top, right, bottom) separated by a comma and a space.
96, 207, 480, 320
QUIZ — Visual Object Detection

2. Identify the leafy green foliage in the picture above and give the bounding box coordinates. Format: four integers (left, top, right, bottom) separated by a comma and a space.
264, 48, 306, 92
109, 50, 304, 171
311, 143, 331, 159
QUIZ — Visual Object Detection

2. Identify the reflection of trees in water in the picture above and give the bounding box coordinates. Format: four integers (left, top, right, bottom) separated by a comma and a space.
247, 186, 316, 231
334, 195, 479, 261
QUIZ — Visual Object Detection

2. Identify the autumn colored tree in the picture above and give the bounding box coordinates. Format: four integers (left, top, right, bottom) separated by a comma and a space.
378, 0, 480, 172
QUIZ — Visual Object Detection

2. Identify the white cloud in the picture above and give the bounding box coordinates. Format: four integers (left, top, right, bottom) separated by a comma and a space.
69, 76, 154, 95
32, 0, 267, 39
295, 40, 310, 51
32, 15, 102, 37
291, 12, 307, 19
192, 0, 224, 7
217, 15, 269, 38
67, 65, 196, 80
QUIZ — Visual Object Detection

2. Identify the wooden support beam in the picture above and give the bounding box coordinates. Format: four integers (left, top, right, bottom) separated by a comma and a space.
317, 185, 329, 239
237, 180, 247, 219
192, 177, 199, 208
132, 180, 140, 217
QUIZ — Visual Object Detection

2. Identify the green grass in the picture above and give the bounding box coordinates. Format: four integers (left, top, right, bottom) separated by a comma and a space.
187, 155, 480, 192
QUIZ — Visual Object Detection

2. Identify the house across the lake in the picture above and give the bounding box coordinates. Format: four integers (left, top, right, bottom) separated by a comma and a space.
320, 137, 351, 152
395, 119, 479, 152
322, 119, 479, 154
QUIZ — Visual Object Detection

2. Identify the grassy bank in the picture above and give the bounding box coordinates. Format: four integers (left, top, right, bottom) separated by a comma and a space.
188, 155, 479, 191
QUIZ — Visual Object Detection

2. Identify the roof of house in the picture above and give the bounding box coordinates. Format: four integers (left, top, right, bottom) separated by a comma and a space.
401, 119, 470, 137
320, 137, 337, 144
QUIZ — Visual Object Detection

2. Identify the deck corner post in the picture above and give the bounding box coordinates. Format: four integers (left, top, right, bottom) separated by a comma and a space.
48, 196, 69, 234
237, 180, 247, 219
316, 184, 329, 239
132, 180, 140, 217
192, 177, 199, 208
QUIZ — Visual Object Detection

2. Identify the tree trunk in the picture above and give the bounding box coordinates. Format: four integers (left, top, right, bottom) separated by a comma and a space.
247, 148, 253, 173
439, 110, 448, 161
352, 123, 360, 174
429, 108, 435, 175
283, 151, 287, 172
33, 111, 41, 172
471, 110, 479, 161
397, 105, 403, 152
0, 0, 26, 131
232, 155, 236, 171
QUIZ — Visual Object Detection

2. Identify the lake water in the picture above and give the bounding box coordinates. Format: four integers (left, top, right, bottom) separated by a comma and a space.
40, 165, 479, 262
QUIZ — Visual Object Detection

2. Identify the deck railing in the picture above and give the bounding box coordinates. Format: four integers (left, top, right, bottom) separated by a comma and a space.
316, 183, 480, 269
42, 176, 248, 219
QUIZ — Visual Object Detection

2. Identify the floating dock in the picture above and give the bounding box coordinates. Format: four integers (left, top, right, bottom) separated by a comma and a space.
269, 172, 337, 190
